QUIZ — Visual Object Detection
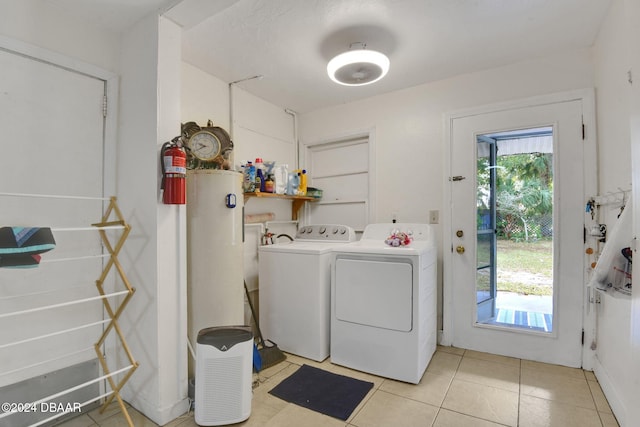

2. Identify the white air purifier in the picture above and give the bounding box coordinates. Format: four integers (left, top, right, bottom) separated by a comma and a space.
195, 326, 253, 426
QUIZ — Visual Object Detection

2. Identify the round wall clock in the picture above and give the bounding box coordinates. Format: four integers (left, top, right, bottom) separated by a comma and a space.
188, 130, 221, 162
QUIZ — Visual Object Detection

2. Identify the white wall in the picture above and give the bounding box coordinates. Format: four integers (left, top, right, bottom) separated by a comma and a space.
157, 16, 189, 424
182, 62, 230, 129
300, 49, 595, 330
624, 0, 640, 424
180, 63, 296, 221
231, 86, 299, 295
593, 0, 632, 195
180, 65, 298, 303
117, 15, 188, 425
231, 87, 297, 172
590, 1, 635, 425
0, 0, 120, 73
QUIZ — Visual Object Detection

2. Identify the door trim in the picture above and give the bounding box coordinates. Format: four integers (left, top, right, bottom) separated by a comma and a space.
441, 89, 597, 369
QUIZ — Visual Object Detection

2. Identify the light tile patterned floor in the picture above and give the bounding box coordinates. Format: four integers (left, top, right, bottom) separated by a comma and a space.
56, 346, 619, 427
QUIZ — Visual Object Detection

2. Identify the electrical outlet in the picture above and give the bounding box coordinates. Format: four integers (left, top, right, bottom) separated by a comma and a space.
429, 210, 439, 224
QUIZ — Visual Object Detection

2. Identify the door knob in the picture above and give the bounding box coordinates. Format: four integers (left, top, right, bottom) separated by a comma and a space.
456, 246, 465, 254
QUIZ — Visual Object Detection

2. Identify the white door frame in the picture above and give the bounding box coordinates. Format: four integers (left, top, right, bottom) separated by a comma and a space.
441, 89, 597, 369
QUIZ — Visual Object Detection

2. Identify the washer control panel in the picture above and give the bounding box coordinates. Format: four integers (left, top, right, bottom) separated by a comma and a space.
295, 224, 356, 242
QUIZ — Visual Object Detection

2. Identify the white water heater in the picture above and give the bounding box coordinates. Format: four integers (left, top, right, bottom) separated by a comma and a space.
195, 326, 253, 425
187, 170, 244, 376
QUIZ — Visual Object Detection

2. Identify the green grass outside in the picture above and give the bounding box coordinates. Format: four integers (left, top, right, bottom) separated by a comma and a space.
497, 239, 553, 296
477, 239, 553, 296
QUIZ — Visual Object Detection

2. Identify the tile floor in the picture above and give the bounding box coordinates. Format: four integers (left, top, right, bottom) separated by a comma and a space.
57, 346, 619, 427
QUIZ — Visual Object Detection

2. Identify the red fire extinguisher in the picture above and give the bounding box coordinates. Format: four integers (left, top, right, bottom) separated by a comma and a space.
161, 138, 187, 204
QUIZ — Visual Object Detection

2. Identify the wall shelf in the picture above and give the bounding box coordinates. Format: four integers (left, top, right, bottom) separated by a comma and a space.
243, 192, 318, 220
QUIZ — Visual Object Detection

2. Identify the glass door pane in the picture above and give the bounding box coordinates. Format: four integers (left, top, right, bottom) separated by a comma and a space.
476, 127, 554, 332
476, 139, 497, 322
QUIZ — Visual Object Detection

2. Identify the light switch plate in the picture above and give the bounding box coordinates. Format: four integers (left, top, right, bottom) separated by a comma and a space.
429, 210, 439, 224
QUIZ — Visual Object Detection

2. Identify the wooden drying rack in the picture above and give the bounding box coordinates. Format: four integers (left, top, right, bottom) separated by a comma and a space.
0, 194, 138, 427
92, 197, 138, 426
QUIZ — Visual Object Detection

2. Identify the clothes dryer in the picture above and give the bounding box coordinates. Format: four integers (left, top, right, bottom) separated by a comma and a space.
259, 224, 356, 361
331, 223, 437, 383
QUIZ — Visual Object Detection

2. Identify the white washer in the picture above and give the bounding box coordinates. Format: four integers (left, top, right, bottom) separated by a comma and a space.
259, 224, 356, 361
331, 223, 437, 384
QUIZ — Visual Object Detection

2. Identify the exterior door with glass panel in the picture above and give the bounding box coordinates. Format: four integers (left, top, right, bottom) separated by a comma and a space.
447, 97, 589, 367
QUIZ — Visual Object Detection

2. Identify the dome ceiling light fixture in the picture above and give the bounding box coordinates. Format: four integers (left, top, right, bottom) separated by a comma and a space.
327, 42, 390, 86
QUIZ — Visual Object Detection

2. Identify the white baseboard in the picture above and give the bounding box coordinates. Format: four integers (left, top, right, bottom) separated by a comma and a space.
123, 391, 190, 426
593, 356, 626, 427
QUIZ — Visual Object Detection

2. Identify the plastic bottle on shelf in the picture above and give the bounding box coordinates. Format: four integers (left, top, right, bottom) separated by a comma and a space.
286, 172, 299, 195
265, 174, 275, 193
243, 161, 256, 192
298, 169, 307, 196
255, 172, 262, 192
273, 164, 288, 194
292, 169, 301, 194
255, 158, 266, 192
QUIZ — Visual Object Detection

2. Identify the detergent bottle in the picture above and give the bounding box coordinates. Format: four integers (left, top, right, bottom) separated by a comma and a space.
298, 169, 307, 196
255, 158, 266, 192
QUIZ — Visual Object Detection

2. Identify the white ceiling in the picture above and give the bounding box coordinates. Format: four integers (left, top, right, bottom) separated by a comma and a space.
47, 0, 612, 114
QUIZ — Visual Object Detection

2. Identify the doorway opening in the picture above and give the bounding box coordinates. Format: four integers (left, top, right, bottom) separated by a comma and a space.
476, 126, 554, 332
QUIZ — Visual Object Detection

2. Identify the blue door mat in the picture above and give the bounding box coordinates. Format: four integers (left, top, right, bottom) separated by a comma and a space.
268, 364, 374, 421
483, 309, 553, 332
